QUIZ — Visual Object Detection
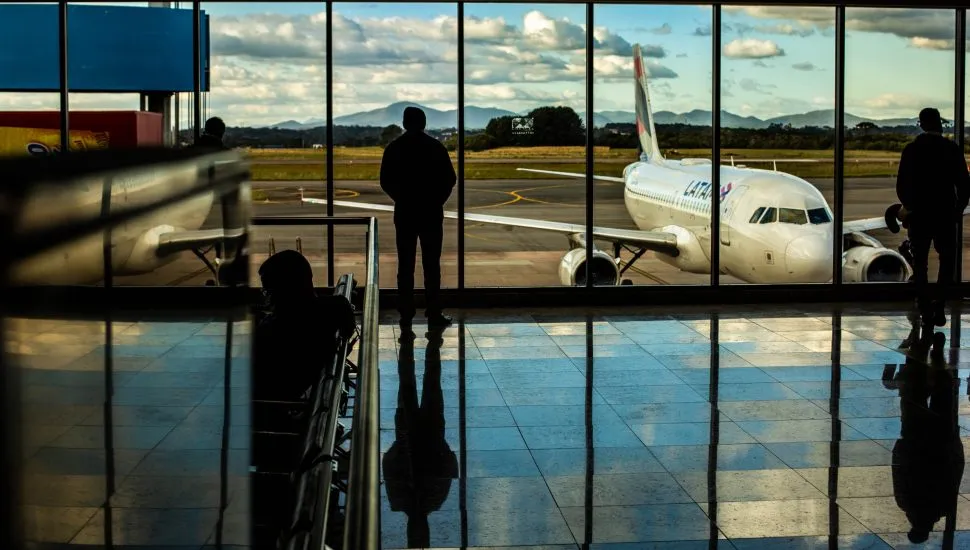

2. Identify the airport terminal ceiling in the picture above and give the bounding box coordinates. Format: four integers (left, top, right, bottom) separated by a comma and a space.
0, 1, 967, 303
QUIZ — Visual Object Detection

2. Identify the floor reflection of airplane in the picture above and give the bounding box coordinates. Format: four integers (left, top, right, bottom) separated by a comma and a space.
10, 156, 249, 285
304, 44, 963, 286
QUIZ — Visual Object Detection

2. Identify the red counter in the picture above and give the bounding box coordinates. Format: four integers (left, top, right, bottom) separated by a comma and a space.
0, 111, 163, 148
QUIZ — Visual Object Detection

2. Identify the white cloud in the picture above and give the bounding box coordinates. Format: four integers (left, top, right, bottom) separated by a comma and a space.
908, 37, 953, 51
650, 23, 672, 35
723, 39, 785, 59
725, 6, 964, 51
693, 25, 712, 37
792, 62, 819, 71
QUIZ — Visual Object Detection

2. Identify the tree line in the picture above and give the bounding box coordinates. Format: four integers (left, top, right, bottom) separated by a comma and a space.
186, 105, 970, 153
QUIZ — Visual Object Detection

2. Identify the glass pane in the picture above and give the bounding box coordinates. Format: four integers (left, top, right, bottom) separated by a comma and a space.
720, 5, 835, 285
327, 2, 459, 293
808, 207, 831, 224
845, 7, 956, 285
593, 4, 712, 287
760, 207, 776, 224
748, 206, 766, 223
779, 208, 808, 225
463, 4, 586, 287
197, 2, 330, 287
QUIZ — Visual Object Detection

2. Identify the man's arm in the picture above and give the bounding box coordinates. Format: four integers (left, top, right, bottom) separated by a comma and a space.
380, 143, 401, 202
955, 144, 970, 211
896, 144, 917, 211
437, 142, 457, 206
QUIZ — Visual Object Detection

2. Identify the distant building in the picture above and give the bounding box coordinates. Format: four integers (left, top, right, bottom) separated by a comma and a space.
312, 144, 324, 149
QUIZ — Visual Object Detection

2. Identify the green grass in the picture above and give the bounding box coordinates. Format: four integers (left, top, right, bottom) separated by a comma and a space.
250, 160, 898, 181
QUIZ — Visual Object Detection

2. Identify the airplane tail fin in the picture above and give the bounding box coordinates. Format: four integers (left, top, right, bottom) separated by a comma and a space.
633, 44, 664, 165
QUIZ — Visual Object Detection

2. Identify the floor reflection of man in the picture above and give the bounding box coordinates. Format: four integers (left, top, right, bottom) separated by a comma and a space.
883, 330, 964, 544
382, 327, 458, 547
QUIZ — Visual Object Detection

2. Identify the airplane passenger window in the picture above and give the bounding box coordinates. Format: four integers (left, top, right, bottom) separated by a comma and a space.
778, 208, 808, 225
748, 207, 766, 223
808, 208, 832, 224
759, 208, 777, 224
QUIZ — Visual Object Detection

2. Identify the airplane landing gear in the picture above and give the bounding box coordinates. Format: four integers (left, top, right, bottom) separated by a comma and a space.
613, 242, 649, 278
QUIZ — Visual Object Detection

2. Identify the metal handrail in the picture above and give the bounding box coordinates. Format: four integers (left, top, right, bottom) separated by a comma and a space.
252, 214, 381, 549
343, 217, 380, 550
285, 273, 355, 550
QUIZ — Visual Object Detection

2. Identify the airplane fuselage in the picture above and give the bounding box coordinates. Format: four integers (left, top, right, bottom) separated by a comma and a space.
10, 161, 215, 285
622, 158, 835, 283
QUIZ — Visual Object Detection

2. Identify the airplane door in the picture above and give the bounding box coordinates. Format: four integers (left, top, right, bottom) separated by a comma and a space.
719, 185, 748, 246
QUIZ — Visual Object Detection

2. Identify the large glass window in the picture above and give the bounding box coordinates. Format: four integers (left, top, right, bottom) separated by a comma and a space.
326, 2, 458, 291
198, 2, 329, 287
845, 8, 956, 285
463, 4, 587, 287
592, 4, 711, 287
720, 5, 835, 285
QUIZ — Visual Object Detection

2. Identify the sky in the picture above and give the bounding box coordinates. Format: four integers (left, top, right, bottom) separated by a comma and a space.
0, 2, 967, 127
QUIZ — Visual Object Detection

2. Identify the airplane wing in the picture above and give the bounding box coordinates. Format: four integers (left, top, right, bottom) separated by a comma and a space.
157, 228, 246, 256
301, 197, 679, 255
516, 168, 626, 183
844, 206, 970, 234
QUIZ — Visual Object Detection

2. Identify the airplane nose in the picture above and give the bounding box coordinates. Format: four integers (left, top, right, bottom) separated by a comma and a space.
785, 235, 833, 282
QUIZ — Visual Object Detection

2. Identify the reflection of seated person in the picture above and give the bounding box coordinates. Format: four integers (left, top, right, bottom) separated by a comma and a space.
253, 250, 356, 402
883, 331, 964, 544
382, 328, 458, 548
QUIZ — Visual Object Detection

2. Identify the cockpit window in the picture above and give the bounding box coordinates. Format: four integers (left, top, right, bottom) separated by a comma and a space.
779, 208, 808, 225
808, 208, 831, 224
748, 207, 766, 223
759, 208, 777, 224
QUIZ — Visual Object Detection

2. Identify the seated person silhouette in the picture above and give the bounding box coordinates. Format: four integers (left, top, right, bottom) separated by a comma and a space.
252, 250, 356, 402
883, 330, 964, 544
382, 327, 458, 548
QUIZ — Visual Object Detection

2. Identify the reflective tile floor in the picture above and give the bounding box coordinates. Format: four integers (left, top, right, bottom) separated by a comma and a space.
379, 305, 970, 549
5, 316, 249, 548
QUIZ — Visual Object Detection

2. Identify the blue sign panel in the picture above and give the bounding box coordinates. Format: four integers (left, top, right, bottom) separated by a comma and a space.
0, 4, 209, 93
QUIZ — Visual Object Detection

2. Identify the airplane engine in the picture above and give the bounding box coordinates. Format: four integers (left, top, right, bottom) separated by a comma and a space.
842, 245, 911, 283
653, 225, 710, 274
559, 248, 620, 286
116, 225, 179, 275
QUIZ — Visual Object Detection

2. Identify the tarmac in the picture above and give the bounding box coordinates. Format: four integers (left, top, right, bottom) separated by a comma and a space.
117, 176, 967, 287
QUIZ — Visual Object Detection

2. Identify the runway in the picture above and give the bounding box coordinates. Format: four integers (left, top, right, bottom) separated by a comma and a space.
119, 176, 969, 288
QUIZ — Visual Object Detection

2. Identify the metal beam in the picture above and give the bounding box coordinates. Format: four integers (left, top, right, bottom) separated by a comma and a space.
458, 2, 465, 291
585, 2, 594, 289
711, 6, 721, 287
954, 8, 966, 286
58, 1, 69, 154
326, 0, 335, 286
192, 1, 201, 142
833, 6, 846, 286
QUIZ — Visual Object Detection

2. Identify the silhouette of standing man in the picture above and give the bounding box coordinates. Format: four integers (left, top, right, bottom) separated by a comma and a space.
194, 116, 229, 150
380, 107, 457, 328
896, 107, 970, 328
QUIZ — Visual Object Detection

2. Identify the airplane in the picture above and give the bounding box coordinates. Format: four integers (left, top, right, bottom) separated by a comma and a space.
9, 151, 250, 285
302, 43, 959, 286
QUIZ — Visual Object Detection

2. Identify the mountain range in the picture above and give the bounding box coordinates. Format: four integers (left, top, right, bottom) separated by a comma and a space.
262, 101, 919, 131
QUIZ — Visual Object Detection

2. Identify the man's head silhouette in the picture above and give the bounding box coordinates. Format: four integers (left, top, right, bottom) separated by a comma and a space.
403, 107, 426, 132
258, 249, 314, 306
918, 107, 943, 134
204, 116, 226, 138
